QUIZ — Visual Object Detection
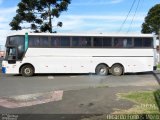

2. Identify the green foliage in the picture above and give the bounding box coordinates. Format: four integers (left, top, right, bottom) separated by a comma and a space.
141, 4, 160, 34
117, 91, 160, 114
154, 89, 160, 110
10, 0, 71, 33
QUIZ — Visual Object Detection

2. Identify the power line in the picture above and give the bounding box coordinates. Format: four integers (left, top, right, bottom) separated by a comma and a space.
118, 0, 137, 33
127, 0, 141, 33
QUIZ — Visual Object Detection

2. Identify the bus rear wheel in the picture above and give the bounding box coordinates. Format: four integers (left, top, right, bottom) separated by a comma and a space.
111, 64, 123, 76
95, 64, 108, 76
21, 65, 34, 77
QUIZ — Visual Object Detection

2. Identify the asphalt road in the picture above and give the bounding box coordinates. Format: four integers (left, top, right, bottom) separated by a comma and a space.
0, 72, 159, 118
0, 72, 159, 97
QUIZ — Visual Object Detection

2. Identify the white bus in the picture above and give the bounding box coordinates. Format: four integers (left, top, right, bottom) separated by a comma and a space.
2, 33, 157, 77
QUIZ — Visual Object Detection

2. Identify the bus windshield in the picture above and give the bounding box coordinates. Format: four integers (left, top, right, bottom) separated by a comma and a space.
5, 36, 25, 60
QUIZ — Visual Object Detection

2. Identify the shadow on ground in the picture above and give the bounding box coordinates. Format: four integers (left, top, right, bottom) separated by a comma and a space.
11, 71, 154, 77
152, 71, 160, 85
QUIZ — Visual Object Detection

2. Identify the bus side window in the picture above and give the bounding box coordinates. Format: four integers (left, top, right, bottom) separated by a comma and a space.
123, 38, 133, 48
72, 37, 79, 47
114, 38, 123, 48
103, 37, 112, 48
143, 38, 153, 47
29, 36, 40, 47
39, 36, 49, 47
72, 37, 91, 47
60, 37, 70, 47
51, 37, 60, 47
81, 37, 91, 47
93, 37, 103, 47
134, 38, 143, 47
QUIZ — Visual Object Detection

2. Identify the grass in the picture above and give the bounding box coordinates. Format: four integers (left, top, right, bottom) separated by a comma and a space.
115, 90, 160, 114
154, 89, 160, 110
157, 64, 160, 69
82, 90, 160, 120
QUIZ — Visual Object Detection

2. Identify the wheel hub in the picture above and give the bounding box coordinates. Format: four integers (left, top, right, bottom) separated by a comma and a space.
114, 67, 120, 73
24, 68, 31, 75
100, 68, 106, 74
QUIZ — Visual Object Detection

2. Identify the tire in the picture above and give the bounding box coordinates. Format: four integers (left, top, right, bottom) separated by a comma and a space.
111, 64, 123, 76
95, 64, 108, 76
21, 65, 34, 77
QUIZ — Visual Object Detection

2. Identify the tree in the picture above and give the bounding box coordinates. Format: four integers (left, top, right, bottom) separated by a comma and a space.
141, 4, 160, 34
10, 0, 71, 33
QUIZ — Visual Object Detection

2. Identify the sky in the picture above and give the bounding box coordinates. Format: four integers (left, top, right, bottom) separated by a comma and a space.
0, 0, 159, 50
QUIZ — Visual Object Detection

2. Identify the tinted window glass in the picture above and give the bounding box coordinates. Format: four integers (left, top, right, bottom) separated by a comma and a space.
39, 37, 49, 47
114, 38, 124, 48
72, 37, 79, 47
143, 38, 153, 47
9, 36, 24, 46
123, 38, 132, 48
51, 37, 60, 47
8, 36, 25, 60
103, 37, 112, 47
72, 37, 91, 47
114, 37, 133, 48
5, 47, 17, 60
134, 38, 143, 47
93, 37, 103, 47
61, 37, 70, 47
29, 36, 40, 47
8, 47, 16, 56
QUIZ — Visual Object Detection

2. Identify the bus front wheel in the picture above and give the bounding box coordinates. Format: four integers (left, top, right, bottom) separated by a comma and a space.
21, 65, 34, 77
95, 64, 108, 76
111, 64, 123, 76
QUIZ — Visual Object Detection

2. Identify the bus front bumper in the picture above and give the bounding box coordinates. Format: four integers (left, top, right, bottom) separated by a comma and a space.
2, 67, 6, 73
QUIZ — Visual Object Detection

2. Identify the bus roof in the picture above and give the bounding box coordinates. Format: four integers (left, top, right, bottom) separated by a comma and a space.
8, 32, 154, 37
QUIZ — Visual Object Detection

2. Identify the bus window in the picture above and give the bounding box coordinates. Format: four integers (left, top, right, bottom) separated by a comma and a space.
80, 37, 91, 47
114, 38, 123, 48
72, 37, 91, 47
103, 37, 112, 47
9, 37, 18, 45
60, 37, 70, 47
143, 38, 153, 47
93, 37, 103, 47
29, 36, 40, 47
123, 38, 132, 48
7, 36, 25, 60
72, 37, 79, 47
114, 38, 133, 48
134, 38, 143, 47
9, 36, 24, 46
39, 36, 49, 47
6, 47, 17, 60
51, 37, 61, 47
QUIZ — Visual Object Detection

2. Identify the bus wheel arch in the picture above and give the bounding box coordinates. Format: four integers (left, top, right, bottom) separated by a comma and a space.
95, 63, 109, 76
111, 63, 124, 76
19, 63, 35, 77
